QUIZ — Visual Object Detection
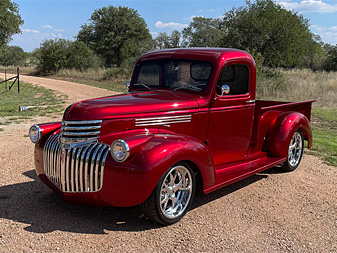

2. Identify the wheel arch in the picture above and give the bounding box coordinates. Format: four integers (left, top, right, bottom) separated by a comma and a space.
179, 159, 204, 193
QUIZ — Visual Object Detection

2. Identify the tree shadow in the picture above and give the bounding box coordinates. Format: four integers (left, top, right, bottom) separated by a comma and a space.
0, 169, 273, 234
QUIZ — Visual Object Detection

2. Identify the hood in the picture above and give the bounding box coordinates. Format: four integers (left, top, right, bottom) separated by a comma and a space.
64, 90, 200, 121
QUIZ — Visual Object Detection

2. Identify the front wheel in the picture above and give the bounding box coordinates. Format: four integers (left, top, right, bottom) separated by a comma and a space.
141, 162, 195, 225
282, 130, 304, 171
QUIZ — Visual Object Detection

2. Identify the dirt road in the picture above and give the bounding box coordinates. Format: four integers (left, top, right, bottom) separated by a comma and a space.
0, 73, 117, 104
0, 76, 336, 252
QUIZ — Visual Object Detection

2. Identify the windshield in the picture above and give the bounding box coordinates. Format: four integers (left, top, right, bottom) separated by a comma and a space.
132, 60, 213, 92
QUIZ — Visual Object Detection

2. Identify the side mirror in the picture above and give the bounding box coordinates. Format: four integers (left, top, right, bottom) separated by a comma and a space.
126, 81, 130, 92
221, 84, 230, 96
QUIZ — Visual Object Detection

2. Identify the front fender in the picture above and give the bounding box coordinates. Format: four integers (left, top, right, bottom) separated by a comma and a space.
35, 122, 62, 145
100, 133, 214, 206
264, 112, 312, 158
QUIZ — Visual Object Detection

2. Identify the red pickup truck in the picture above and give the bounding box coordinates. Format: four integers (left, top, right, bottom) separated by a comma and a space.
30, 48, 314, 225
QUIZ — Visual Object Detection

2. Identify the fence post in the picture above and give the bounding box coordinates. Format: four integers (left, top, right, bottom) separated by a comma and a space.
5, 68, 7, 91
17, 67, 20, 93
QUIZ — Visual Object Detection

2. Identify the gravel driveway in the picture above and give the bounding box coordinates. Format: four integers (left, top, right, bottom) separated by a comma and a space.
0, 76, 336, 252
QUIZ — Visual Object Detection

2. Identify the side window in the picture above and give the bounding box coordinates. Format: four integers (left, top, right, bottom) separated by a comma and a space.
216, 64, 249, 95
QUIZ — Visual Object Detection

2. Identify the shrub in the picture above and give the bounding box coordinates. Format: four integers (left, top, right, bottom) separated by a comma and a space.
37, 39, 70, 73
36, 39, 101, 73
67, 41, 101, 70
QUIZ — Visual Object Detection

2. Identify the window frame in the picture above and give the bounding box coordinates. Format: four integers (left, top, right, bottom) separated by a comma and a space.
215, 62, 251, 98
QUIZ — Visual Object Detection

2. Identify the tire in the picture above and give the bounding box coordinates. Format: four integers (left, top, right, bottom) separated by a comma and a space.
282, 130, 304, 171
141, 162, 196, 225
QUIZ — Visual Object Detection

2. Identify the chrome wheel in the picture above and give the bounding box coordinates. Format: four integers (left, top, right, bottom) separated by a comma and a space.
159, 165, 193, 219
288, 131, 303, 167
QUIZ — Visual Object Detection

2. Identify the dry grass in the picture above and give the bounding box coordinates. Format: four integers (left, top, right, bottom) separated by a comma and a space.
55, 68, 107, 81
257, 68, 337, 107
0, 66, 36, 75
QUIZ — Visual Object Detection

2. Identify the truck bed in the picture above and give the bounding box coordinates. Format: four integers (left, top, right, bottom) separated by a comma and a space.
255, 99, 315, 121
251, 99, 315, 153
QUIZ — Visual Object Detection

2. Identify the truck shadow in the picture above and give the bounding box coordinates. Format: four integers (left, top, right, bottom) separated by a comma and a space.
0, 168, 279, 234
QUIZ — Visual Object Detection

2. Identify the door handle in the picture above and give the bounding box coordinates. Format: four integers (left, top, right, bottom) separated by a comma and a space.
246, 100, 255, 104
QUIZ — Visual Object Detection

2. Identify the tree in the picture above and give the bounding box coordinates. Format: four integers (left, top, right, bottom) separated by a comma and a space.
182, 16, 223, 47
155, 33, 170, 49
0, 0, 24, 47
154, 30, 182, 49
169, 30, 182, 48
0, 45, 27, 66
77, 5, 153, 67
322, 44, 337, 71
221, 0, 319, 68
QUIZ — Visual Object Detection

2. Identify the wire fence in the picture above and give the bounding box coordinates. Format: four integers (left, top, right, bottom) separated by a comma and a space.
0, 67, 20, 93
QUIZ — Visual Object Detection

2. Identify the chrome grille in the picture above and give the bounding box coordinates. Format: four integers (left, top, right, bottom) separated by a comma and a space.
61, 120, 102, 148
44, 134, 110, 193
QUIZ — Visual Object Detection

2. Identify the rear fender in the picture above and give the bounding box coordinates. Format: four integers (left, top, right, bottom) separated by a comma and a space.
264, 112, 312, 157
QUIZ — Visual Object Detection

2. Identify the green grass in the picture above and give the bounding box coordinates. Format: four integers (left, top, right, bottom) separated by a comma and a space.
0, 80, 66, 118
308, 107, 337, 166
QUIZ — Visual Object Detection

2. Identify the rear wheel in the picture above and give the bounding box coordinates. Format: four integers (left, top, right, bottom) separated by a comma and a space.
141, 162, 195, 225
282, 130, 304, 171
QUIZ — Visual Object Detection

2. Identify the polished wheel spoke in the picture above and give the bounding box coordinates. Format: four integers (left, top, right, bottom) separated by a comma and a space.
179, 185, 191, 191
288, 132, 303, 167
161, 194, 168, 204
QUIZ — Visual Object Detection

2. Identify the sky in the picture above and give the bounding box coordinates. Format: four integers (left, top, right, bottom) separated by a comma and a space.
9, 0, 337, 52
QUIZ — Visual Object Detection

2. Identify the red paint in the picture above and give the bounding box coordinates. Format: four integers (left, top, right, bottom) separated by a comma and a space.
31, 48, 314, 207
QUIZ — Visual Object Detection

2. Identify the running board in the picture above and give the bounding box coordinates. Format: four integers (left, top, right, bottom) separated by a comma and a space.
204, 156, 286, 194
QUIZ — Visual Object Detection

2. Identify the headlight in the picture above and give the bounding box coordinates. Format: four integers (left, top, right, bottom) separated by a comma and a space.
29, 125, 42, 144
111, 139, 130, 162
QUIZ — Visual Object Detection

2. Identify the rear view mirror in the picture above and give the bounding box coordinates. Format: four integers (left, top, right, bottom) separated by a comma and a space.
126, 81, 130, 92
221, 84, 230, 96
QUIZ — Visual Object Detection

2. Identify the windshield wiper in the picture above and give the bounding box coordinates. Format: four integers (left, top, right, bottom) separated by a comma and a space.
133, 83, 151, 91
174, 85, 202, 93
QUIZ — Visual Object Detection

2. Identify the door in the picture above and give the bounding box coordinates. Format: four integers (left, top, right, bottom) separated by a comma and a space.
206, 63, 255, 166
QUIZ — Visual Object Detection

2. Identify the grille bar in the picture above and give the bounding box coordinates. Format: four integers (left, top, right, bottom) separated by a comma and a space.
61, 120, 102, 148
44, 134, 110, 193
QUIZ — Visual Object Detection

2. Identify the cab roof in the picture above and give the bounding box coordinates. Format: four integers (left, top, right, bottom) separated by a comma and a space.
138, 48, 255, 66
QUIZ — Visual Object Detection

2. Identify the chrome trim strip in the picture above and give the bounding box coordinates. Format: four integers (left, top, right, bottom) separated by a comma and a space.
135, 115, 191, 121
43, 134, 109, 193
136, 118, 191, 124
136, 120, 191, 127
135, 115, 192, 127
